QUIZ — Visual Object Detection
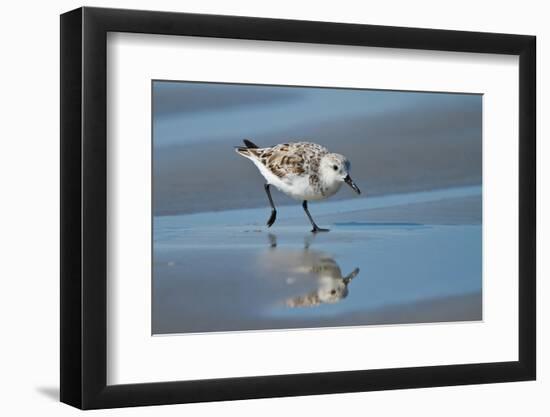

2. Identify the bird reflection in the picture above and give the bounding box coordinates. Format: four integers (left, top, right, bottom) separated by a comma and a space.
263, 234, 360, 308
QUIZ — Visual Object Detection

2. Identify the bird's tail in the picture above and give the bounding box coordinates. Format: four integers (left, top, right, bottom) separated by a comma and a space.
243, 139, 258, 148
235, 139, 259, 157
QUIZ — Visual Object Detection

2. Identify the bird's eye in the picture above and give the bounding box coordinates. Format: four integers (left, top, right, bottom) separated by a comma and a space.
333, 165, 338, 171
331, 290, 336, 295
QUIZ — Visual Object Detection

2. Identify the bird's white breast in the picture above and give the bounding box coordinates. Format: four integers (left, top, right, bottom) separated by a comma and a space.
248, 153, 342, 201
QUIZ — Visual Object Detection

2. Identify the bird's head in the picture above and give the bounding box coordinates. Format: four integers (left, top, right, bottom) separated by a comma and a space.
319, 153, 361, 195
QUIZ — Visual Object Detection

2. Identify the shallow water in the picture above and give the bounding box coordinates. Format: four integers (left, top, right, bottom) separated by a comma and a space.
152, 187, 482, 335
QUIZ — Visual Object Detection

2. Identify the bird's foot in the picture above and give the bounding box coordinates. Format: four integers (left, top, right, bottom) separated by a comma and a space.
268, 233, 277, 248
267, 210, 277, 228
311, 227, 330, 233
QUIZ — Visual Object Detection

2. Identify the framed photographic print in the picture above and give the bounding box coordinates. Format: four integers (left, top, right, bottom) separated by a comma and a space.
60, 6, 536, 409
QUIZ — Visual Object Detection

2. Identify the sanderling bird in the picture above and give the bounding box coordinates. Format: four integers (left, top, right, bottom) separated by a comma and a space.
235, 139, 361, 232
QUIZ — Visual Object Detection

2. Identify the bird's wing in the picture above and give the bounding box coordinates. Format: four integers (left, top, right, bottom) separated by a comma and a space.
256, 144, 307, 178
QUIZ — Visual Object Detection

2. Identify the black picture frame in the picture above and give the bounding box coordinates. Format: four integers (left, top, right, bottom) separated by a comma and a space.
60, 6, 536, 410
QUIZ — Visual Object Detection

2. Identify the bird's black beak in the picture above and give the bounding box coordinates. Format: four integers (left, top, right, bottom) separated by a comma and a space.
343, 268, 360, 285
344, 175, 361, 194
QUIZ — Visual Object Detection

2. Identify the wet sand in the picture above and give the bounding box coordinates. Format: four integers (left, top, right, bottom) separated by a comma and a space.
152, 187, 482, 335
152, 83, 482, 334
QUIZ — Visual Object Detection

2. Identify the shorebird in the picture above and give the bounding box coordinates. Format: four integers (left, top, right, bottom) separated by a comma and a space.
236, 139, 361, 232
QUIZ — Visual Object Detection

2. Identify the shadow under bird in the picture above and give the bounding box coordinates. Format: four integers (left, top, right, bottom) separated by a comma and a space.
235, 139, 361, 232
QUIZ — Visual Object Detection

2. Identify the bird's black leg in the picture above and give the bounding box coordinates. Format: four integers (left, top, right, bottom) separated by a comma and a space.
302, 200, 329, 233
264, 184, 277, 228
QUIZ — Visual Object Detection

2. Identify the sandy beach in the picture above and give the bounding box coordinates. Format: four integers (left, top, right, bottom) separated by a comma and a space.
152, 187, 482, 334
151, 82, 482, 334
153, 85, 481, 216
